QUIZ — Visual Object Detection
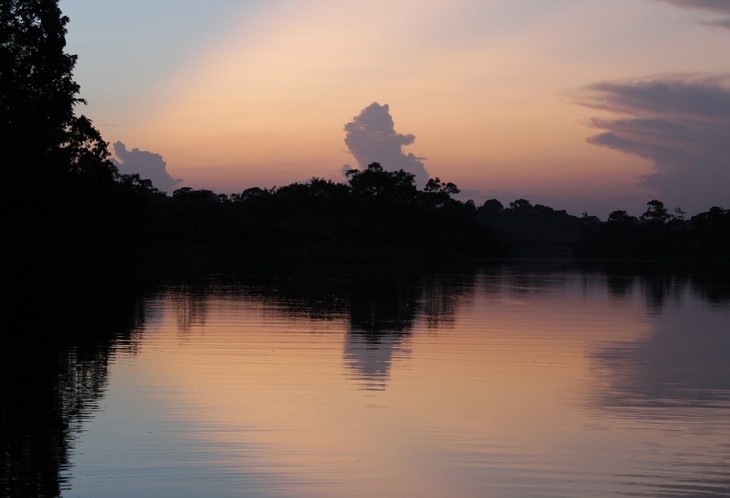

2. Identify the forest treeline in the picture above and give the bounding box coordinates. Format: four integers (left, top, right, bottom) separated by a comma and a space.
3, 0, 730, 283
126, 165, 508, 270
132, 165, 509, 268
119, 175, 730, 269
573, 201, 730, 262
476, 198, 730, 263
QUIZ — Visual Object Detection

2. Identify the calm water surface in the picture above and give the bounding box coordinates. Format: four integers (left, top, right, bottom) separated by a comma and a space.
15, 265, 730, 497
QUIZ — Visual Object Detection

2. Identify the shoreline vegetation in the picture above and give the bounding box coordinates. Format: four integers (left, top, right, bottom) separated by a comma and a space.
126, 176, 730, 275
3, 0, 730, 286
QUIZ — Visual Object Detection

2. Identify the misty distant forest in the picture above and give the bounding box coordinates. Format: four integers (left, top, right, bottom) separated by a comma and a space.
3, 0, 730, 284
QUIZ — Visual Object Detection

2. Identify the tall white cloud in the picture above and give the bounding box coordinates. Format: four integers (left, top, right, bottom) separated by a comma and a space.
344, 103, 429, 186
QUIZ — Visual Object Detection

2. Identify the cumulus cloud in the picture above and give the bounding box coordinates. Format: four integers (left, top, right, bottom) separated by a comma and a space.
576, 74, 730, 213
344, 102, 429, 186
111, 141, 182, 193
656, 0, 730, 30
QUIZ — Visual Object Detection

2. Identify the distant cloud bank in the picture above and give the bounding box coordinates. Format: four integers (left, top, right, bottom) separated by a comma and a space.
577, 74, 730, 213
656, 0, 730, 30
111, 141, 182, 193
344, 103, 429, 186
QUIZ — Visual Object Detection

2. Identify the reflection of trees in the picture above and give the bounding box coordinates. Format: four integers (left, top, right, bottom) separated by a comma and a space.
175, 294, 207, 333
419, 273, 476, 329
0, 282, 145, 498
185, 266, 477, 390
348, 278, 418, 335
638, 272, 688, 312
579, 262, 730, 311
475, 261, 575, 299
690, 273, 730, 307
166, 283, 209, 334
342, 271, 478, 390
605, 274, 634, 297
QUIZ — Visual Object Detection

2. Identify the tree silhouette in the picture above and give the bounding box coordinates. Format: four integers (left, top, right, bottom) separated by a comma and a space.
574, 201, 730, 262
346, 162, 419, 203
509, 199, 532, 210
640, 200, 670, 224
1, 0, 111, 178
607, 210, 636, 224
1, 0, 140, 276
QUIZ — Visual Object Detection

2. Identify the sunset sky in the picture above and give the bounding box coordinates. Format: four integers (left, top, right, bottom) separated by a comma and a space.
60, 0, 730, 216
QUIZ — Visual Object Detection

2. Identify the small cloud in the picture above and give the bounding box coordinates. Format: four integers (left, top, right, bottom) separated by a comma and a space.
574, 74, 730, 213
655, 0, 730, 30
111, 141, 182, 193
344, 102, 430, 186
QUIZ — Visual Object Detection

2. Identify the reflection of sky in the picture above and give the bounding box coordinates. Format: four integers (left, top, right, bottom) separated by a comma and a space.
592, 296, 730, 410
586, 279, 730, 497
67, 270, 730, 497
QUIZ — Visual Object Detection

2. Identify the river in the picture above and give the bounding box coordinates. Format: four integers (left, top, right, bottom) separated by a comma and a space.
2, 262, 729, 497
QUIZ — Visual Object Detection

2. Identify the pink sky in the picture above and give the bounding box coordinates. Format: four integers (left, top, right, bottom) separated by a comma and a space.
63, 0, 730, 216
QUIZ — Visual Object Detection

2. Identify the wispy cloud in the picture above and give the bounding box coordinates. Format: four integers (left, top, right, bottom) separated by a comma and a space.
656, 0, 730, 30
576, 74, 730, 213
111, 141, 183, 193
344, 103, 429, 186
656, 0, 730, 15
703, 16, 730, 28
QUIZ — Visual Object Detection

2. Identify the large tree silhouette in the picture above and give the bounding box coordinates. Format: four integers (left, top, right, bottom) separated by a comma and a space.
1, 0, 110, 176
1, 0, 139, 276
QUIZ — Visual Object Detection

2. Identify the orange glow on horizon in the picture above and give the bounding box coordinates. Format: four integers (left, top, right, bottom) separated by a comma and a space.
115, 1, 664, 199
88, 0, 728, 208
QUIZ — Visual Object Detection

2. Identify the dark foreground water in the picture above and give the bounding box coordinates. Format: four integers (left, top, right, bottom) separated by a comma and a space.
2, 263, 730, 497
